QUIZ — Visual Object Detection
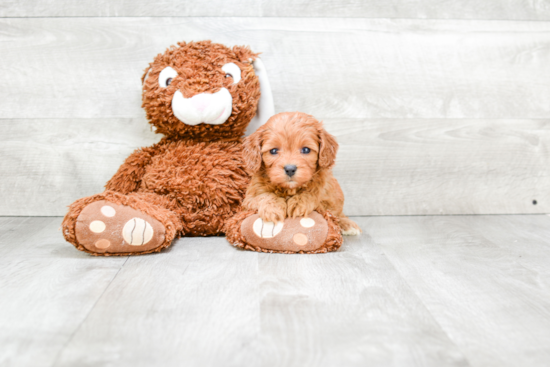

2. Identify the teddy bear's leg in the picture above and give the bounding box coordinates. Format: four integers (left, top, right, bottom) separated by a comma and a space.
225, 210, 343, 254
62, 191, 182, 256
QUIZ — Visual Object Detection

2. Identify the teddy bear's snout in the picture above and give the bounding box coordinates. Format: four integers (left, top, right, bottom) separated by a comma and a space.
190, 94, 211, 112
171, 88, 233, 127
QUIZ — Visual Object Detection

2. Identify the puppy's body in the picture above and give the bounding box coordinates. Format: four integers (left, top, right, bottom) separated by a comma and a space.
242, 112, 361, 235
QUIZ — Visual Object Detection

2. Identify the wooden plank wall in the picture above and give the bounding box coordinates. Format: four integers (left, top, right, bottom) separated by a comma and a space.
1, 1, 550, 19
0, 4, 549, 216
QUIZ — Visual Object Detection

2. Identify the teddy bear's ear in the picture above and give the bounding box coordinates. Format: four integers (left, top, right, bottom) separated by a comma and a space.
232, 45, 257, 63
245, 58, 275, 136
141, 64, 152, 85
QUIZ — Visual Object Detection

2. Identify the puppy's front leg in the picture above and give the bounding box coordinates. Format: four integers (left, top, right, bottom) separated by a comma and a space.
244, 193, 287, 223
287, 192, 318, 218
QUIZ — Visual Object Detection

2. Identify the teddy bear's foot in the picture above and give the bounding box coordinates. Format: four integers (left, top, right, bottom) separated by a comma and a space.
226, 210, 343, 254
242, 212, 327, 252
74, 200, 166, 255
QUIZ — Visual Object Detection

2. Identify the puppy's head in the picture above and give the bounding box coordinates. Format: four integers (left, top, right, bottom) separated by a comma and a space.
243, 112, 338, 189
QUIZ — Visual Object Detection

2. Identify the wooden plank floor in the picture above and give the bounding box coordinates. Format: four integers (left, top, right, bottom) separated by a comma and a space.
1, 215, 549, 367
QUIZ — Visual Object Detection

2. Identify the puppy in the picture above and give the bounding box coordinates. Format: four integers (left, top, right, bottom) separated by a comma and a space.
242, 112, 361, 235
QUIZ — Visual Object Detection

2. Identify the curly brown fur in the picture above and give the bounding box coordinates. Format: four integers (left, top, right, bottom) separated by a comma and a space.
103, 138, 250, 236
62, 40, 261, 255
242, 112, 361, 236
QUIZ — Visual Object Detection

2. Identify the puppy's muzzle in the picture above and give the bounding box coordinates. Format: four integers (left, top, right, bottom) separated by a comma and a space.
284, 164, 297, 177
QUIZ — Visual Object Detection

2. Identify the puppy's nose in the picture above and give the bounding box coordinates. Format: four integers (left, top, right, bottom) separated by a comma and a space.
284, 165, 297, 177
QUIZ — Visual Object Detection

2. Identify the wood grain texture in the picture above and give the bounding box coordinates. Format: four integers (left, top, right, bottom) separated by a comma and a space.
359, 215, 550, 367
0, 217, 128, 367
250, 235, 467, 367
3, 215, 550, 366
0, 118, 160, 217
330, 118, 550, 215
53, 228, 468, 367
55, 236, 263, 367
1, 0, 549, 20
2, 18, 550, 120
1, 118, 548, 216
2, 17, 549, 216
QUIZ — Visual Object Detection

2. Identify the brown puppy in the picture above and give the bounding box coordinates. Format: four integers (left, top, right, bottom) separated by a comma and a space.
242, 112, 361, 235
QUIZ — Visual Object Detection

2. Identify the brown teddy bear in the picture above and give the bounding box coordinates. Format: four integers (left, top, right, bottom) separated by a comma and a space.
62, 40, 342, 256
62, 41, 266, 255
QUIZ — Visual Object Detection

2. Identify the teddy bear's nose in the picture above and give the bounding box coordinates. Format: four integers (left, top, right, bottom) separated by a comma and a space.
190, 94, 211, 112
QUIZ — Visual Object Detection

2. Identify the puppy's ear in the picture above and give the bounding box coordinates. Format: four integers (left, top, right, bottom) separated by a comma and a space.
243, 127, 264, 173
318, 127, 339, 169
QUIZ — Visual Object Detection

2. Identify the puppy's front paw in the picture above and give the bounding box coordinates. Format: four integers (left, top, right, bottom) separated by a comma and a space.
258, 202, 287, 223
287, 197, 315, 218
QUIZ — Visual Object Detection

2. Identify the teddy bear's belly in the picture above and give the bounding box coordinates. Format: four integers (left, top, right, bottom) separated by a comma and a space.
140, 141, 249, 212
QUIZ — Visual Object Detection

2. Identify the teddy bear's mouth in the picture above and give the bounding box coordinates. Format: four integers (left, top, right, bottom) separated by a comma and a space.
171, 88, 233, 126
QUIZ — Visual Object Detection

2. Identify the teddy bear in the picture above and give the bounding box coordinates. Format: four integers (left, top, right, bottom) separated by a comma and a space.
62, 40, 269, 255
62, 40, 342, 256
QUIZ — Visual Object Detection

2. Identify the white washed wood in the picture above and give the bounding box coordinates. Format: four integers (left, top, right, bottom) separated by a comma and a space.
250, 235, 467, 367
3, 215, 550, 366
0, 118, 160, 217
1, 118, 548, 216
0, 217, 128, 367
0, 217, 52, 259
358, 215, 550, 367
2, 18, 550, 119
0, 217, 40, 248
1, 0, 549, 20
55, 236, 263, 367
54, 231, 468, 367
330, 118, 550, 215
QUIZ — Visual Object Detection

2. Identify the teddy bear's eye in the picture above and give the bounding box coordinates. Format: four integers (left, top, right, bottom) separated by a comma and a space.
222, 63, 241, 84
159, 66, 178, 88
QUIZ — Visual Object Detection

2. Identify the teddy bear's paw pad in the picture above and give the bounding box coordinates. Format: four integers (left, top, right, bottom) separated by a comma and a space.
252, 218, 284, 238
75, 200, 166, 254
241, 211, 328, 253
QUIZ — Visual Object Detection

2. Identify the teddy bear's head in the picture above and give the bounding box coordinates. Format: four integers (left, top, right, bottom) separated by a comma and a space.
141, 41, 262, 141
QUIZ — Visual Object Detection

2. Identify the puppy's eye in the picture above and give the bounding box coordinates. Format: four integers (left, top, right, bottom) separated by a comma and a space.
222, 62, 241, 84
269, 148, 279, 155
301, 147, 311, 154
159, 67, 178, 88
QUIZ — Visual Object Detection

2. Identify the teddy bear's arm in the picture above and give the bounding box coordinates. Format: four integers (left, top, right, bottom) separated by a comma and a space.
104, 145, 162, 194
